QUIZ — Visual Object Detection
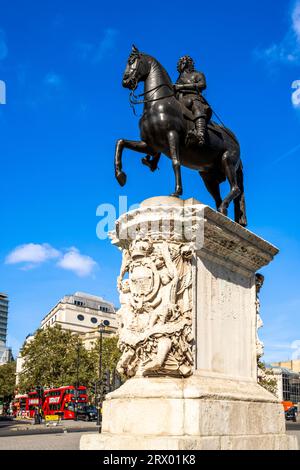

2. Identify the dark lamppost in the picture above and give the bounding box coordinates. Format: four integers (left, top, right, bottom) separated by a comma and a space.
96, 319, 110, 430
34, 385, 44, 425
74, 343, 80, 421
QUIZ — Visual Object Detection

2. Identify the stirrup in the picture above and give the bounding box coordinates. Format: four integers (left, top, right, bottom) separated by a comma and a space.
186, 130, 206, 146
196, 133, 206, 145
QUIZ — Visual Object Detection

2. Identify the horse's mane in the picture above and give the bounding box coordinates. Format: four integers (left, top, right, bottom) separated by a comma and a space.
141, 53, 173, 85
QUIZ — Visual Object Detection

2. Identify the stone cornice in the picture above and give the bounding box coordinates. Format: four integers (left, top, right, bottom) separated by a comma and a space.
110, 197, 278, 274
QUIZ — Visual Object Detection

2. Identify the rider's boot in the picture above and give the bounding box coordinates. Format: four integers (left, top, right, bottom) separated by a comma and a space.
194, 117, 207, 145
141, 153, 161, 172
186, 117, 207, 146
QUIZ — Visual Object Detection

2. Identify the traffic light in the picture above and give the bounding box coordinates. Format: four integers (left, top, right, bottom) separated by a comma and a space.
35, 385, 44, 400
91, 382, 97, 395
111, 369, 122, 391
98, 370, 110, 397
104, 370, 111, 394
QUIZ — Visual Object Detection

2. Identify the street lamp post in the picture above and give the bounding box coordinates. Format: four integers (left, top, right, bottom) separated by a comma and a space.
74, 343, 80, 421
96, 319, 110, 430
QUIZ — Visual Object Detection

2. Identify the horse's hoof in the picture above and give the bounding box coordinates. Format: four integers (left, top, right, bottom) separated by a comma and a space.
116, 171, 127, 187
170, 192, 182, 198
218, 206, 228, 217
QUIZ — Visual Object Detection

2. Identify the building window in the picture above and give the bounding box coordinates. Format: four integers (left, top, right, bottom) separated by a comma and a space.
90, 317, 98, 324
99, 305, 110, 313
75, 300, 84, 307
77, 314, 84, 321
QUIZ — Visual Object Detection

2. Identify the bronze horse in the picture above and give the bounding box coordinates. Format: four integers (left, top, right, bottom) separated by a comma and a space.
115, 46, 247, 226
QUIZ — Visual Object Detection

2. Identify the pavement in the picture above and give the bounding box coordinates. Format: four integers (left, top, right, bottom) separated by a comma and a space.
0, 417, 99, 438
286, 421, 300, 448
0, 417, 299, 450
1, 429, 300, 451
286, 421, 300, 431
0, 432, 89, 450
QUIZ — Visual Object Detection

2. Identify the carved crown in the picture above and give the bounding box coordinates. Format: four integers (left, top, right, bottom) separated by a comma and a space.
130, 239, 153, 259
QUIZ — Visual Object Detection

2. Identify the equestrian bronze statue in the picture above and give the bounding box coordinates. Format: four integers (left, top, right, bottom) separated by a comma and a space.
114, 45, 247, 227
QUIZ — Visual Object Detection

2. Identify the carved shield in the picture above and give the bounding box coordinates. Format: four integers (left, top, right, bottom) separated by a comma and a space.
130, 260, 160, 310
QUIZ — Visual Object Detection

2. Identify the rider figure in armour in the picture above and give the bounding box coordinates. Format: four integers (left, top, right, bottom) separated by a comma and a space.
142, 55, 212, 172
174, 55, 212, 145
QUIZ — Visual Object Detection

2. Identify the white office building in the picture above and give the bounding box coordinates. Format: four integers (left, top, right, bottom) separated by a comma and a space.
16, 292, 118, 384
40, 292, 117, 335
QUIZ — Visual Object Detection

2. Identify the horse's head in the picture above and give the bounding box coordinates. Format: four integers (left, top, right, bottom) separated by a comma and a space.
122, 45, 150, 91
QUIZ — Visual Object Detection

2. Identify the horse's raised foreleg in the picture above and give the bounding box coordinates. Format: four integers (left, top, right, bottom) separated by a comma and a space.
168, 131, 182, 197
199, 171, 222, 210
114, 139, 156, 186
219, 151, 241, 216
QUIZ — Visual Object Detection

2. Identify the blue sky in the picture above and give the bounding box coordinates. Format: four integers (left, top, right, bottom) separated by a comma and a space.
0, 0, 300, 362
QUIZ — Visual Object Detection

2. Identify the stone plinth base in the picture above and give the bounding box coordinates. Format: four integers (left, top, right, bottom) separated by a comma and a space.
80, 377, 298, 450
80, 433, 295, 451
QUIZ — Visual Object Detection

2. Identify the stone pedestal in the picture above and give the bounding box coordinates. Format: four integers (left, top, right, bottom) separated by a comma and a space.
81, 197, 297, 450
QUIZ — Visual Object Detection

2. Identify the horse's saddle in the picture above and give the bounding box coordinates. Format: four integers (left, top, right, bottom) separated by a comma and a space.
179, 102, 196, 122
179, 101, 234, 142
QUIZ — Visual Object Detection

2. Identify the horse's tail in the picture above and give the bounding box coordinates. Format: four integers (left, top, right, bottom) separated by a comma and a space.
234, 162, 247, 227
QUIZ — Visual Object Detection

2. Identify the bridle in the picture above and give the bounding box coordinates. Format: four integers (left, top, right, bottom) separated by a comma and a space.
126, 55, 175, 114
129, 84, 175, 105
126, 58, 236, 145
129, 84, 175, 116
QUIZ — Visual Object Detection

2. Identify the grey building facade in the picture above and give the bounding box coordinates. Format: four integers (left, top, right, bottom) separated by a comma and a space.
0, 293, 9, 344
0, 293, 12, 365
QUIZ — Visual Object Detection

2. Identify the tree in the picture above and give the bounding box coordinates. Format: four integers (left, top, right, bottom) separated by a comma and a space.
0, 361, 16, 401
18, 326, 122, 395
18, 326, 94, 392
91, 336, 121, 373
89, 336, 121, 380
88, 336, 122, 400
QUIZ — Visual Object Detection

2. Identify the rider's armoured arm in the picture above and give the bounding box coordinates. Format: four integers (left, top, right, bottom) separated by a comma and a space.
174, 72, 207, 93
196, 72, 207, 91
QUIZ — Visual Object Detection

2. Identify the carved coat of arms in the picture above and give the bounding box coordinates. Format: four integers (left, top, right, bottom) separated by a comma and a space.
116, 238, 194, 378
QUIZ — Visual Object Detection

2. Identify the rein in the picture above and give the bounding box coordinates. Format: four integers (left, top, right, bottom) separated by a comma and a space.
129, 84, 175, 111
128, 83, 237, 145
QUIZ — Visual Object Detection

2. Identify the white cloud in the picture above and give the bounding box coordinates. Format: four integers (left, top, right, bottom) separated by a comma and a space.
0, 29, 8, 61
44, 72, 63, 88
75, 41, 94, 60
75, 28, 119, 63
5, 243, 97, 277
255, 1, 300, 65
292, 1, 300, 40
5, 243, 60, 267
94, 28, 118, 63
57, 247, 97, 277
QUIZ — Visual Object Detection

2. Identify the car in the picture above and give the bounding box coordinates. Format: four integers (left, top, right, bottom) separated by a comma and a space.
285, 406, 297, 422
76, 405, 98, 421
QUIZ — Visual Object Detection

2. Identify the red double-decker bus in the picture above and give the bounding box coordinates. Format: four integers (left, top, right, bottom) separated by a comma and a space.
27, 391, 42, 418
43, 386, 88, 419
12, 394, 28, 417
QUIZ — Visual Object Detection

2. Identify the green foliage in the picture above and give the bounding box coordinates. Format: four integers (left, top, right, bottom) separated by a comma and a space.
17, 326, 122, 395
88, 335, 122, 400
18, 326, 93, 392
90, 336, 121, 375
0, 361, 16, 399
